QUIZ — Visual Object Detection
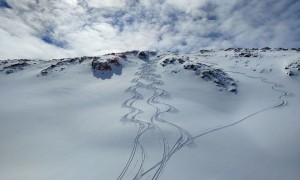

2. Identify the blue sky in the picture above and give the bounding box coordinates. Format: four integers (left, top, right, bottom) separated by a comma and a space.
0, 0, 299, 59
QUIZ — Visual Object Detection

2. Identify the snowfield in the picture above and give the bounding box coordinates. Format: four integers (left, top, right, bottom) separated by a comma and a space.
0, 48, 300, 180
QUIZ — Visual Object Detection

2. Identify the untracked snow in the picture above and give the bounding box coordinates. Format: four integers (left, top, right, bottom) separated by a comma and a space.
0, 48, 300, 180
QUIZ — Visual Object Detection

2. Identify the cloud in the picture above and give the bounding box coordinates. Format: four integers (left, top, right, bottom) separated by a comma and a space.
86, 0, 126, 8
0, 0, 299, 59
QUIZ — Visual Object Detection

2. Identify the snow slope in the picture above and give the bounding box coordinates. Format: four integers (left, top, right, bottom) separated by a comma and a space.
0, 48, 300, 180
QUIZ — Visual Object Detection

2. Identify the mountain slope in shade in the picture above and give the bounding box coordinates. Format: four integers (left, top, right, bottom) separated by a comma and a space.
0, 48, 300, 180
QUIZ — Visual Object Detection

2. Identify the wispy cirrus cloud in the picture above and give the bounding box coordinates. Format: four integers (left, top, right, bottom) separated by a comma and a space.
0, 0, 299, 59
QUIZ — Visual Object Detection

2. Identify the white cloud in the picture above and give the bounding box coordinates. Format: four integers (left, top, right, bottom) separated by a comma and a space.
165, 0, 206, 12
64, 0, 78, 6
86, 0, 126, 8
0, 0, 299, 59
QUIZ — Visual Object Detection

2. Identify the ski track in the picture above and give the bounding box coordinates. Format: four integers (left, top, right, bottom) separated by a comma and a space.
190, 70, 289, 141
117, 57, 289, 180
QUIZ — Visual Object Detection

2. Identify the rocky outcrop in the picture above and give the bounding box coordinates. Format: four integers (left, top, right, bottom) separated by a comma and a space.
0, 59, 32, 74
91, 57, 121, 71
40, 56, 92, 76
137, 51, 156, 60
237, 51, 259, 58
91, 54, 126, 79
184, 63, 238, 93
160, 56, 238, 93
285, 60, 300, 76
161, 57, 185, 66
231, 49, 260, 58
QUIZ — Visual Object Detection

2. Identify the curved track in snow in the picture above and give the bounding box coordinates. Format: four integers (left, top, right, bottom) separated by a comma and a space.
191, 71, 289, 141
117, 58, 193, 180
118, 57, 289, 180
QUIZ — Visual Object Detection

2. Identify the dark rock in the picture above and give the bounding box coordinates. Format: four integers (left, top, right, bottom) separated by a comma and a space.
225, 48, 234, 51
138, 51, 148, 60
178, 58, 185, 64
118, 53, 127, 58
200, 49, 211, 53
1, 61, 30, 74
237, 50, 258, 58
183, 62, 238, 93
161, 57, 186, 67
234, 48, 243, 52
230, 88, 237, 93
91, 56, 123, 79
163, 59, 169, 64
91, 58, 121, 71
41, 70, 48, 76
285, 60, 300, 76
287, 71, 294, 76
261, 47, 271, 51
5, 69, 14, 74
39, 56, 92, 76
291, 48, 300, 52
169, 58, 176, 63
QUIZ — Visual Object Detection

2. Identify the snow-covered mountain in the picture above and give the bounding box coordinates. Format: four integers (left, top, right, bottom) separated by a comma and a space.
0, 48, 300, 180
